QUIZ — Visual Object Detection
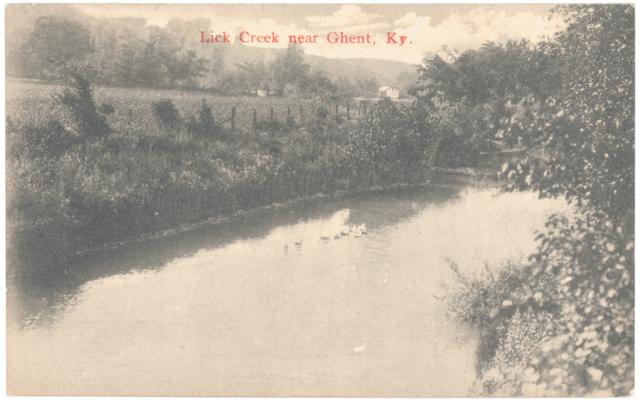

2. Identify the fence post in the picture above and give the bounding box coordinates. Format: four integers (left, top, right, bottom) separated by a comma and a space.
299, 104, 303, 122
253, 109, 257, 131
287, 106, 291, 121
231, 106, 236, 131
346, 102, 350, 120
270, 107, 274, 122
335, 103, 339, 121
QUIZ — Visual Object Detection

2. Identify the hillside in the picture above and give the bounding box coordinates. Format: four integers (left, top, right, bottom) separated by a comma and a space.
207, 44, 418, 89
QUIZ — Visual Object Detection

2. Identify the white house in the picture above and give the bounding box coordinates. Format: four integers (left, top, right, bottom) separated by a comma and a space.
378, 86, 400, 99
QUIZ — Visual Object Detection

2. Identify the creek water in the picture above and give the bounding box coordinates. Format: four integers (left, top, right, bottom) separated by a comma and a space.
7, 181, 567, 396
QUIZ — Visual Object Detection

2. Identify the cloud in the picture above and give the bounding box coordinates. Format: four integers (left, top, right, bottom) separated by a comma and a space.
371, 9, 566, 63
306, 5, 381, 29
341, 22, 390, 33
393, 12, 425, 28
226, 8, 564, 65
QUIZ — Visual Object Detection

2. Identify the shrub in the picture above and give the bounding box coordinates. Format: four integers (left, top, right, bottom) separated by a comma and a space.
346, 98, 434, 184
447, 5, 634, 396
186, 99, 223, 138
152, 99, 181, 129
19, 119, 76, 159
54, 66, 111, 138
98, 102, 115, 115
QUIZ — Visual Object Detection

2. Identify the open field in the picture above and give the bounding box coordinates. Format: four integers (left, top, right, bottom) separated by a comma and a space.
6, 79, 328, 133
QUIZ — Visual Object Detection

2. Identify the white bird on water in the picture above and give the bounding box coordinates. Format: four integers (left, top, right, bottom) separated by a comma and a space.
351, 223, 367, 236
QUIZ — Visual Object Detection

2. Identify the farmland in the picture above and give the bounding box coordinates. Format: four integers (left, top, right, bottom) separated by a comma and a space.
6, 79, 327, 133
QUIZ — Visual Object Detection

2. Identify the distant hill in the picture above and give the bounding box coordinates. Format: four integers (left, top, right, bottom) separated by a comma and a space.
306, 55, 418, 90
202, 43, 418, 91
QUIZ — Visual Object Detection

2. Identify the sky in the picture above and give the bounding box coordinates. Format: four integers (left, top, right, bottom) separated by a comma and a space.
74, 4, 566, 64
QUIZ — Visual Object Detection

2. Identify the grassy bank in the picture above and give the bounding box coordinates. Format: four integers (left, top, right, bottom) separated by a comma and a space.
7, 72, 437, 272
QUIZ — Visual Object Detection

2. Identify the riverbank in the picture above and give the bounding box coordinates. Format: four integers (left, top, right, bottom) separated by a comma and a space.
8, 169, 498, 278
8, 78, 447, 276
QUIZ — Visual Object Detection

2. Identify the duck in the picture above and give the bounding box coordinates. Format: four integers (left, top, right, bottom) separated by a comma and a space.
351, 223, 367, 235
334, 234, 341, 240
294, 240, 303, 246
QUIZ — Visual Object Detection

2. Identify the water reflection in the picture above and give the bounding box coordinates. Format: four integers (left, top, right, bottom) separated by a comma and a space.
8, 185, 461, 327
7, 183, 568, 396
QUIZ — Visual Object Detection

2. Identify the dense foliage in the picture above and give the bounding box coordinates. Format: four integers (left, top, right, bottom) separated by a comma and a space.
416, 40, 561, 158
500, 5, 634, 219
445, 5, 634, 396
7, 77, 435, 270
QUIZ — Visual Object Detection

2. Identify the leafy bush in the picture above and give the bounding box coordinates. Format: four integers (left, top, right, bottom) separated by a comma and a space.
186, 99, 223, 138
451, 212, 634, 396
16, 119, 76, 159
54, 66, 111, 138
346, 98, 434, 184
98, 102, 115, 115
499, 5, 634, 219
447, 5, 634, 396
527, 213, 633, 395
415, 40, 559, 162
152, 99, 181, 129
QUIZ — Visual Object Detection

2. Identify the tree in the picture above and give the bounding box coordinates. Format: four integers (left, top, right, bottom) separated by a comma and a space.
20, 16, 93, 79
301, 70, 337, 99
110, 28, 206, 88
355, 77, 379, 97
271, 44, 310, 96
54, 66, 111, 138
148, 28, 205, 88
486, 5, 634, 396
501, 5, 634, 220
415, 40, 561, 153
113, 37, 166, 87
236, 61, 270, 93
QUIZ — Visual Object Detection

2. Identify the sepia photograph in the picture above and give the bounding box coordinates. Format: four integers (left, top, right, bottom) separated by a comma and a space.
4, 3, 635, 397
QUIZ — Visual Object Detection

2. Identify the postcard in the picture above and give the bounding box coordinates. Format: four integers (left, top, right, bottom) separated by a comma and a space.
5, 3, 634, 397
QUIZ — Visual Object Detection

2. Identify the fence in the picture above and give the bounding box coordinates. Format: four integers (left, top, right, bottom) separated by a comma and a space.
219, 98, 415, 132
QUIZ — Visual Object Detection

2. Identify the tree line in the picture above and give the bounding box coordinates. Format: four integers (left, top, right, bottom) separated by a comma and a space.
10, 14, 380, 99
